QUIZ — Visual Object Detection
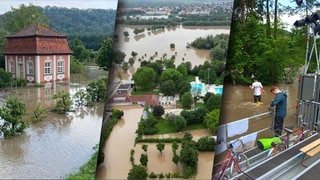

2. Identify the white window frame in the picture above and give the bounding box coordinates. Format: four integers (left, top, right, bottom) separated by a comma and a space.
57, 60, 64, 73
27, 61, 34, 75
44, 61, 51, 75
9, 61, 14, 73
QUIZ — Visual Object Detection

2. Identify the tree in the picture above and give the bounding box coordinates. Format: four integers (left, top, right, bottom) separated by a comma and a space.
179, 140, 198, 177
96, 37, 113, 70
142, 144, 148, 152
31, 102, 47, 123
140, 154, 148, 167
160, 68, 183, 85
181, 92, 193, 109
152, 105, 164, 117
0, 69, 13, 88
197, 136, 215, 151
113, 50, 126, 65
0, 96, 27, 137
177, 64, 188, 77
69, 37, 91, 62
160, 80, 176, 96
127, 165, 147, 180
132, 67, 156, 90
86, 78, 107, 103
73, 89, 89, 107
131, 51, 138, 57
175, 116, 187, 131
205, 94, 222, 111
172, 152, 180, 166
156, 142, 165, 154
204, 109, 220, 133
123, 31, 129, 37
1, 4, 50, 34
172, 141, 179, 152
128, 57, 135, 66
52, 90, 73, 114
70, 58, 85, 73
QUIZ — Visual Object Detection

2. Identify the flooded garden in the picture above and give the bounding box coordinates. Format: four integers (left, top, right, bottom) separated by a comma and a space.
96, 25, 228, 179
0, 67, 106, 178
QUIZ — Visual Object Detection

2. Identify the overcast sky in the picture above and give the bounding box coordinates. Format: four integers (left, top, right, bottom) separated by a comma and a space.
0, 0, 118, 14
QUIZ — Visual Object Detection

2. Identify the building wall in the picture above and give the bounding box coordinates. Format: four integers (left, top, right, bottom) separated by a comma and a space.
5, 54, 70, 83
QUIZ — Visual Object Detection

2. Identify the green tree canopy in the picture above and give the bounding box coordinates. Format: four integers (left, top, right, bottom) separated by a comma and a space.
96, 37, 113, 70
127, 165, 148, 180
1, 4, 50, 34
180, 91, 193, 109
204, 109, 220, 133
0, 96, 27, 137
133, 67, 156, 90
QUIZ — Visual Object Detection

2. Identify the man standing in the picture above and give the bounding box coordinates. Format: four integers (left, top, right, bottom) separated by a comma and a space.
249, 79, 265, 103
269, 86, 287, 136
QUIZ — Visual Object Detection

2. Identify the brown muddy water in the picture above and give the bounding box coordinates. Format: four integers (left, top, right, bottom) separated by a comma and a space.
96, 105, 214, 179
97, 25, 229, 179
113, 25, 230, 69
0, 68, 106, 178
213, 80, 300, 167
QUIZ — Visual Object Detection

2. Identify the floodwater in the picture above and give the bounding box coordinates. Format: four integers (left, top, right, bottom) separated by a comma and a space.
96, 25, 229, 179
220, 81, 299, 126
0, 68, 106, 178
213, 80, 300, 167
113, 25, 230, 69
96, 105, 214, 179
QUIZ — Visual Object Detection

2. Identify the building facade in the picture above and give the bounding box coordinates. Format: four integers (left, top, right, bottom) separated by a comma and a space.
4, 23, 72, 83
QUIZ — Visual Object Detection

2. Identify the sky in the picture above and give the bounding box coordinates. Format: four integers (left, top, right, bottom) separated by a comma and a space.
0, 0, 118, 14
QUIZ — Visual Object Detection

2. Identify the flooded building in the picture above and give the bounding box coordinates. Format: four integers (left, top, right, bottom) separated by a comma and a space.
4, 23, 72, 83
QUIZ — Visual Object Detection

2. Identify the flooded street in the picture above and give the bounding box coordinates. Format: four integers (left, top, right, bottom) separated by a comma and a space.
114, 25, 230, 69
96, 106, 214, 179
0, 69, 106, 178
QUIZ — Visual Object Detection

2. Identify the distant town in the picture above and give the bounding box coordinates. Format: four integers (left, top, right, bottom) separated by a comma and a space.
117, 2, 233, 21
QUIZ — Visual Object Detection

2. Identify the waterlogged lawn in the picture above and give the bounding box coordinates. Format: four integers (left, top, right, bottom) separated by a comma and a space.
156, 119, 206, 134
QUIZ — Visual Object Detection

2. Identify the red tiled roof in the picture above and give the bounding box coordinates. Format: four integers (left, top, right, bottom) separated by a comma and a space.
7, 23, 66, 38
109, 94, 159, 106
4, 23, 72, 55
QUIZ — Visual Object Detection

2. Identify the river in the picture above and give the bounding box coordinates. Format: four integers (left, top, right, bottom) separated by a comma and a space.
0, 68, 107, 178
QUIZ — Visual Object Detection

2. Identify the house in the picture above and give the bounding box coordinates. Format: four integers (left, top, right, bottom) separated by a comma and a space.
4, 23, 72, 83
109, 94, 159, 106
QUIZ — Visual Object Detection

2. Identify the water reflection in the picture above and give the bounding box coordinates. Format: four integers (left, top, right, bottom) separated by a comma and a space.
0, 69, 106, 178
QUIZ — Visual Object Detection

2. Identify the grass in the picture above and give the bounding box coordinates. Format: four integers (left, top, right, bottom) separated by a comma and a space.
156, 119, 177, 134
156, 119, 206, 134
131, 88, 159, 95
65, 146, 98, 180
186, 75, 196, 82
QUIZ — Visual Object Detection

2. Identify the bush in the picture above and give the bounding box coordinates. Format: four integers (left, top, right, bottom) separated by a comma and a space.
149, 172, 157, 178
128, 165, 147, 180
14, 78, 27, 87
197, 136, 215, 151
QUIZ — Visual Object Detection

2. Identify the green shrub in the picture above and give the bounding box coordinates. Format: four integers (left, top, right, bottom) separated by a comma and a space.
149, 172, 157, 178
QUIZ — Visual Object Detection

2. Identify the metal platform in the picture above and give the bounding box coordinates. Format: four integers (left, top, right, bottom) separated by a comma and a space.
232, 134, 320, 180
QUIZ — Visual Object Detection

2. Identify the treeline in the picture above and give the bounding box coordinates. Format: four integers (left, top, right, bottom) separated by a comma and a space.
120, 19, 178, 27
39, 6, 116, 36
0, 6, 116, 51
118, 14, 231, 27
